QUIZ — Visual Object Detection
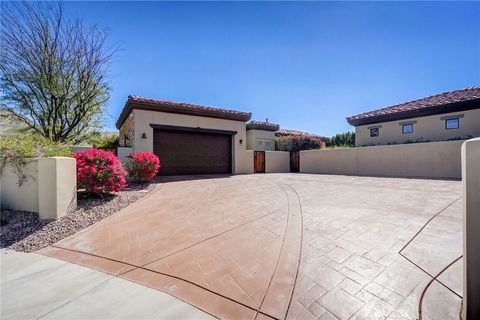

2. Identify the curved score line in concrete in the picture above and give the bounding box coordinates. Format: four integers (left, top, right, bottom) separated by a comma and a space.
398, 197, 463, 298
417, 255, 463, 320
396, 196, 463, 320
256, 180, 303, 320
40, 177, 304, 320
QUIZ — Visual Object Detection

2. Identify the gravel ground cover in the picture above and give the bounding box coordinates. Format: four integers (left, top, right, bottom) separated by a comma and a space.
0, 182, 158, 252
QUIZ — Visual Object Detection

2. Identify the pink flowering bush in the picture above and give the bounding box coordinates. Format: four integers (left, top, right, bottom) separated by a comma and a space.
125, 152, 160, 182
75, 148, 127, 194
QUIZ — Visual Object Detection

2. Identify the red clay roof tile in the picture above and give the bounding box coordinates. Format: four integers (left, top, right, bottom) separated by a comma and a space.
116, 96, 252, 128
347, 87, 480, 126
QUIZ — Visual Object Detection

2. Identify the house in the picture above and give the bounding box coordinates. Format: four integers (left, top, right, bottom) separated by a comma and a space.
117, 95, 295, 175
347, 87, 480, 146
116, 96, 255, 175
246, 120, 280, 151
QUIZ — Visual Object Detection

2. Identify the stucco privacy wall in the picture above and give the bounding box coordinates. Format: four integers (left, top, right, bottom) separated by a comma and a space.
134, 109, 251, 174
70, 146, 93, 153
0, 157, 76, 219
265, 151, 290, 173
301, 140, 464, 179
117, 147, 134, 163
462, 138, 480, 319
243, 150, 254, 174
355, 108, 480, 146
301, 148, 358, 175
0, 161, 39, 213
246, 129, 275, 151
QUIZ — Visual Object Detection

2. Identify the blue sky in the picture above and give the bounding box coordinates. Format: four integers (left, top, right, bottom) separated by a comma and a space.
64, 1, 480, 137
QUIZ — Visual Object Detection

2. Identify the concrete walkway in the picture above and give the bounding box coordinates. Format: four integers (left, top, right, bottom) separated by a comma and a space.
3, 174, 463, 320
0, 249, 214, 320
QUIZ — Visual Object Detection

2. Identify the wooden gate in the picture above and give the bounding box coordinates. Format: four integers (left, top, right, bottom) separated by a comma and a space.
254, 151, 265, 173
290, 151, 300, 172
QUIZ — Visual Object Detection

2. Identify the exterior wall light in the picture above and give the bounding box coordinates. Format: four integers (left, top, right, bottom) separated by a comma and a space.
141, 133, 147, 139
239, 139, 243, 144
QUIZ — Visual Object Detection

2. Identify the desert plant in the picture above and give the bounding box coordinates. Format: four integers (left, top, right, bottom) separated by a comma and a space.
75, 148, 127, 195
1, 2, 117, 143
325, 132, 355, 148
448, 135, 473, 141
0, 134, 71, 185
93, 134, 119, 150
125, 152, 160, 182
275, 136, 324, 152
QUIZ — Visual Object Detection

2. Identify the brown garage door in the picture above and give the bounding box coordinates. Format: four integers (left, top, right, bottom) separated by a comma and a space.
153, 129, 232, 175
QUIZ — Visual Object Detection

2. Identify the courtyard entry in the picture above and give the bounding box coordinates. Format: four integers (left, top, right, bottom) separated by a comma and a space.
254, 151, 265, 173
290, 151, 300, 172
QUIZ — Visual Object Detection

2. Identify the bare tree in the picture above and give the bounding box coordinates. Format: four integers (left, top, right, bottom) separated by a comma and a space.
0, 2, 115, 143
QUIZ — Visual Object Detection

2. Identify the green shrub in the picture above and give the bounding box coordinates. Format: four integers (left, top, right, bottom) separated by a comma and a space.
95, 134, 119, 150
325, 132, 355, 148
448, 135, 473, 141
275, 136, 323, 152
81, 132, 119, 149
0, 134, 71, 158
0, 134, 71, 185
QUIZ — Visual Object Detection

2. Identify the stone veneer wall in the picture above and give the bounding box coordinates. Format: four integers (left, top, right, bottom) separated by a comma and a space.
119, 111, 135, 147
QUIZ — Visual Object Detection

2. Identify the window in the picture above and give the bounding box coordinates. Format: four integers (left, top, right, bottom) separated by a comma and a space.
402, 123, 413, 134
370, 127, 379, 137
445, 118, 459, 130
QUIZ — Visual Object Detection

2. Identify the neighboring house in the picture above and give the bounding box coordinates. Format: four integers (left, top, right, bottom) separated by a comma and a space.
347, 87, 480, 146
116, 96, 255, 175
246, 120, 280, 151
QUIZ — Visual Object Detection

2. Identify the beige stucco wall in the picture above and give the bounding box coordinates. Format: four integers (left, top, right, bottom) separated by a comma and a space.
243, 150, 254, 174
38, 157, 77, 219
355, 108, 480, 146
462, 138, 480, 319
117, 147, 134, 163
133, 109, 251, 174
0, 157, 76, 219
301, 148, 358, 175
265, 151, 290, 173
246, 129, 275, 151
70, 146, 93, 153
119, 112, 135, 147
301, 140, 464, 179
0, 160, 39, 213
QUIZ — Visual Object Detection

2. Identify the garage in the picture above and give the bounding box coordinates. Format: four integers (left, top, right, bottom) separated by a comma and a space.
116, 96, 252, 175
153, 126, 233, 175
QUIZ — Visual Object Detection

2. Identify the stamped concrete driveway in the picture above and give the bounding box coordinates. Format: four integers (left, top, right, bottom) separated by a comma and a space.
40, 174, 463, 320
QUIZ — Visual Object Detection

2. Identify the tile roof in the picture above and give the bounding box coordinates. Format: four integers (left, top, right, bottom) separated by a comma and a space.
116, 96, 252, 128
246, 120, 280, 131
347, 87, 480, 126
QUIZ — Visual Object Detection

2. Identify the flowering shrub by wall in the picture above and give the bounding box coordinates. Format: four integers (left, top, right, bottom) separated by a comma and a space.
0, 133, 71, 186
75, 148, 127, 194
125, 152, 160, 182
